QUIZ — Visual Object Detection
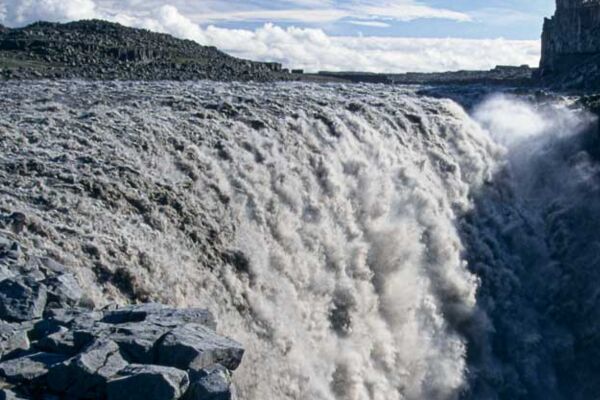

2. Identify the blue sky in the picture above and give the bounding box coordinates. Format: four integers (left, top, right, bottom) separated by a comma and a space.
0, 0, 555, 72
197, 0, 555, 40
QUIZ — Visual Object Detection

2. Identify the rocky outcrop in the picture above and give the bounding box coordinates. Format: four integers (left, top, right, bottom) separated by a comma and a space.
0, 20, 287, 82
540, 0, 600, 88
0, 233, 243, 399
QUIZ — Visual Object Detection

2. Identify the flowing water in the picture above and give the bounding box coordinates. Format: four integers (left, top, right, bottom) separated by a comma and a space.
0, 81, 598, 399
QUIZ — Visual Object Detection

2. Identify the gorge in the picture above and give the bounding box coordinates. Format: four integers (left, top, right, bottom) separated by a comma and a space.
1, 1, 600, 400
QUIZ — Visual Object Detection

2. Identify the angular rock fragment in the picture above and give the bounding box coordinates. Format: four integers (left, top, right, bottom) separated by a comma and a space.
0, 278, 47, 322
27, 257, 66, 277
184, 364, 234, 400
0, 352, 66, 383
103, 322, 169, 364
47, 340, 128, 397
46, 308, 103, 329
107, 364, 189, 400
43, 274, 83, 308
156, 324, 244, 372
0, 237, 21, 265
101, 304, 215, 329
0, 321, 30, 358
34, 329, 78, 356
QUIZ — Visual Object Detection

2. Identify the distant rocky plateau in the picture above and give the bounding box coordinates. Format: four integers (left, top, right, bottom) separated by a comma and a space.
0, 20, 293, 82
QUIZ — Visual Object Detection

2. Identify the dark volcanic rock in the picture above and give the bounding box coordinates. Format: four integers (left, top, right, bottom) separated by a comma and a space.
540, 0, 600, 88
184, 365, 234, 400
0, 321, 30, 358
156, 324, 244, 372
47, 340, 128, 397
0, 352, 67, 383
0, 19, 288, 82
0, 278, 47, 322
0, 243, 243, 399
107, 364, 190, 400
43, 273, 83, 308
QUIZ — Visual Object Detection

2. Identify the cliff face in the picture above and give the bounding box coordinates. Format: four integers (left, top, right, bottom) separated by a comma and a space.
540, 0, 600, 76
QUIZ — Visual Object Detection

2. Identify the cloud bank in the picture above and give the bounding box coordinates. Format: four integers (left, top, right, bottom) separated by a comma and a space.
0, 0, 541, 72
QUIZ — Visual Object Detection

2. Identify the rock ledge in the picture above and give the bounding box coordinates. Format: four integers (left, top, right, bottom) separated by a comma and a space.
0, 233, 242, 400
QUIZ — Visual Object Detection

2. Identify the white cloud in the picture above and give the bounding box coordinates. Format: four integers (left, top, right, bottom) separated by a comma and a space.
187, 0, 471, 24
0, 0, 541, 73
201, 24, 540, 72
1, 0, 96, 25
351, 1, 471, 22
346, 20, 391, 28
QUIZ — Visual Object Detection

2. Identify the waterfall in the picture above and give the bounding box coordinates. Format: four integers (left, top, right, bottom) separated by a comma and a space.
1, 81, 598, 399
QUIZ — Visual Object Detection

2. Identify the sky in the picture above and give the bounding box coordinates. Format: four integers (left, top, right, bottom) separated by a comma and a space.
0, 0, 556, 72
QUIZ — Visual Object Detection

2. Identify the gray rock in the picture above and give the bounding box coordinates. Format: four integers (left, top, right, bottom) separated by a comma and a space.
34, 329, 78, 355
43, 274, 83, 308
101, 303, 171, 324
101, 304, 215, 329
46, 308, 103, 329
184, 364, 233, 400
0, 388, 28, 400
0, 278, 47, 322
104, 322, 169, 364
0, 321, 30, 358
107, 364, 189, 400
29, 319, 63, 341
146, 308, 216, 330
156, 324, 244, 372
31, 257, 67, 276
47, 339, 128, 397
0, 237, 21, 265
0, 352, 67, 383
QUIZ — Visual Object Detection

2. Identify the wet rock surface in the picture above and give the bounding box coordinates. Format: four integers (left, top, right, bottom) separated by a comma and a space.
540, 0, 600, 89
0, 235, 243, 399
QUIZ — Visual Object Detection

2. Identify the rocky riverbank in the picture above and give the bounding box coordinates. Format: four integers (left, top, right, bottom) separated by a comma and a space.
0, 230, 243, 400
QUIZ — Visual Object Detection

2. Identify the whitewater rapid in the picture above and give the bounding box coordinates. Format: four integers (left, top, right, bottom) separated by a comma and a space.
0, 81, 597, 400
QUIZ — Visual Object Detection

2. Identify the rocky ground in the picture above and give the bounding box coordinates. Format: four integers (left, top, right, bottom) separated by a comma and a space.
0, 20, 292, 82
0, 232, 243, 400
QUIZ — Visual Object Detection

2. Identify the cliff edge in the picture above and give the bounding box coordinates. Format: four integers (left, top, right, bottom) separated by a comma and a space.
540, 0, 600, 88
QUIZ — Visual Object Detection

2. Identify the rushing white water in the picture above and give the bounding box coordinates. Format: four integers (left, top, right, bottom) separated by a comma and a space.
0, 81, 598, 400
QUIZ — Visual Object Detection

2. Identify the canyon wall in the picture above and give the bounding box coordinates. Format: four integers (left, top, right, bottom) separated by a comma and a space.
540, 0, 600, 76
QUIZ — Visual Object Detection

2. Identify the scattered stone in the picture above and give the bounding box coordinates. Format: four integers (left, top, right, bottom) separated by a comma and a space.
0, 322, 30, 358
156, 324, 244, 372
43, 274, 83, 308
0, 352, 66, 383
184, 365, 234, 400
0, 278, 47, 322
107, 364, 189, 400
34, 329, 77, 355
47, 340, 128, 397
0, 247, 243, 400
